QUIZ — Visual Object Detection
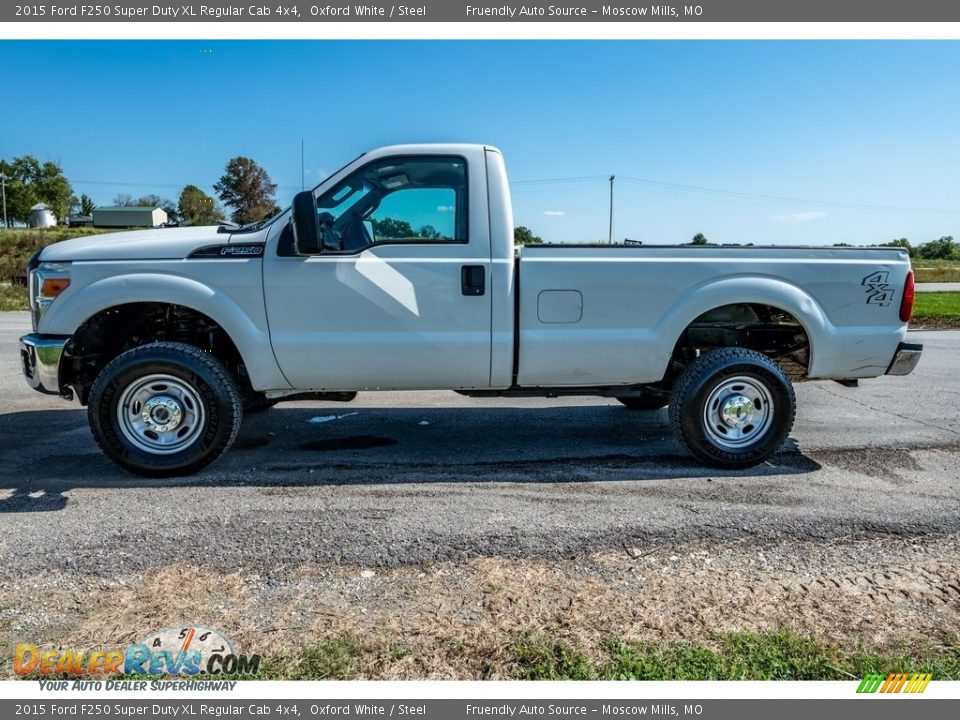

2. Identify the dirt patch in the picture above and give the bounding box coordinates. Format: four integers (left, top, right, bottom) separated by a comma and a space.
911, 318, 960, 330
1, 534, 958, 679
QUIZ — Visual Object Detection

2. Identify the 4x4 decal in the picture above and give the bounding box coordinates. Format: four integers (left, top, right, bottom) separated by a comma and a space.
862, 270, 896, 306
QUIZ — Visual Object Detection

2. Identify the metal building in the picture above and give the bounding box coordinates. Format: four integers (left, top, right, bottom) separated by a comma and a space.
93, 206, 168, 228
67, 214, 94, 228
28, 203, 57, 228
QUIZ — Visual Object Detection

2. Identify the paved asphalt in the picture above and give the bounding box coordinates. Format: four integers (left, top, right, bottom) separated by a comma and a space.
915, 282, 960, 292
1, 311, 958, 578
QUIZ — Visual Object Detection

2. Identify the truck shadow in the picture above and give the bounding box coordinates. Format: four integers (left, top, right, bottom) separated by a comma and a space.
0, 405, 821, 513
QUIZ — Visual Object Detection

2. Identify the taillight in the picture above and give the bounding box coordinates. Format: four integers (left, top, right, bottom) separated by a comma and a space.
899, 270, 915, 323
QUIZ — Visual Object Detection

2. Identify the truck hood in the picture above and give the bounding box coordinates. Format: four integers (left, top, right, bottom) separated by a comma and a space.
39, 226, 230, 262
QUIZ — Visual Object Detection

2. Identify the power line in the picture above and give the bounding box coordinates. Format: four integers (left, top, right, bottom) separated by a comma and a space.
71, 179, 304, 191
512, 173, 960, 217
512, 175, 607, 185
0, 174, 7, 229
608, 175, 615, 244
617, 176, 960, 216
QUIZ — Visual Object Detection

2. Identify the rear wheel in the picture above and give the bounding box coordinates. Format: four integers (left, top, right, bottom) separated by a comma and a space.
668, 348, 795, 469
616, 395, 668, 411
88, 342, 242, 477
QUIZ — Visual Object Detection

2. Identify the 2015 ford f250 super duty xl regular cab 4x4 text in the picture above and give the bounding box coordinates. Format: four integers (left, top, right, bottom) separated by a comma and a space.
19, 144, 922, 477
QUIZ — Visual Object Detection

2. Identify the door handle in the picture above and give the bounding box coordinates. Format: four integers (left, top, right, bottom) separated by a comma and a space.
461, 265, 485, 296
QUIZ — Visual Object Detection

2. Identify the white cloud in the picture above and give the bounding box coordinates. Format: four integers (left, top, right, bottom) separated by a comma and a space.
437, 205, 455, 213
770, 211, 827, 225
543, 210, 566, 216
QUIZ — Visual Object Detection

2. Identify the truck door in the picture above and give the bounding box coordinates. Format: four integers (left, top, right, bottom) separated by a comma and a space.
262, 153, 493, 391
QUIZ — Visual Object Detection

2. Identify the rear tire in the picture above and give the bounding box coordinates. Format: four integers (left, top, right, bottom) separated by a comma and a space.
88, 342, 242, 477
668, 348, 795, 469
616, 395, 668, 411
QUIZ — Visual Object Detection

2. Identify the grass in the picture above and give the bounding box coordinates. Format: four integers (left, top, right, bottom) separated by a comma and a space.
0, 227, 117, 311
0, 284, 27, 312
594, 631, 960, 681
253, 629, 959, 681
913, 259, 960, 283
259, 634, 364, 680
912, 291, 960, 324
0, 227, 117, 287
11, 630, 955, 681
508, 630, 959, 681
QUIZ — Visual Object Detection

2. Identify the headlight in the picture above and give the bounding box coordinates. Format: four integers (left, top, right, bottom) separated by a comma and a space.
31, 262, 71, 331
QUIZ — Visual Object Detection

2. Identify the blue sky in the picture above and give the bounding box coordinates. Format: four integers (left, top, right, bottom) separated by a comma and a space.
2, 40, 958, 245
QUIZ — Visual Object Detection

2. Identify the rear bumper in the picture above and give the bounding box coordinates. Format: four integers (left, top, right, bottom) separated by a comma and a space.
20, 333, 69, 395
885, 341, 923, 376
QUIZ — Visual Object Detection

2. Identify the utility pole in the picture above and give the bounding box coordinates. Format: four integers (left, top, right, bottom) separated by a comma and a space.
0, 173, 7, 229
608, 175, 615, 244
300, 139, 305, 191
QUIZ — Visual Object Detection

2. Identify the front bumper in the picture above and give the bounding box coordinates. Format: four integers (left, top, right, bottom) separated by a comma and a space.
885, 341, 923, 376
20, 334, 69, 395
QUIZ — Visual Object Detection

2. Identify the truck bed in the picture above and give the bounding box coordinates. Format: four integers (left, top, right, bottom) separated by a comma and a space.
514, 244, 911, 387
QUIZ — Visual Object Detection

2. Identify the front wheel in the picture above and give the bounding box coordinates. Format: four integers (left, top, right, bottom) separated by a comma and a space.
88, 342, 243, 477
668, 348, 795, 469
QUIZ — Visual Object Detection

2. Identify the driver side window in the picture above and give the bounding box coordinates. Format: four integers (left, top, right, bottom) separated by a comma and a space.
315, 156, 467, 252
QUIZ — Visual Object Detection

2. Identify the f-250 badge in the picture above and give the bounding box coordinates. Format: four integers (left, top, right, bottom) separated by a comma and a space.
862, 270, 895, 306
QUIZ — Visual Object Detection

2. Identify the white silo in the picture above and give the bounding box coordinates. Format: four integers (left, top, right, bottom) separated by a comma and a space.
29, 203, 57, 229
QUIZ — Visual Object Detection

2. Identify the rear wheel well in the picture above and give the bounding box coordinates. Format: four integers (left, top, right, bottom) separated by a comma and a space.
669, 303, 810, 383
62, 303, 253, 405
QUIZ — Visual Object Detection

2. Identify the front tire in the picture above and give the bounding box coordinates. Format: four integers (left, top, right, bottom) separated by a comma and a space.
88, 342, 243, 477
668, 348, 795, 469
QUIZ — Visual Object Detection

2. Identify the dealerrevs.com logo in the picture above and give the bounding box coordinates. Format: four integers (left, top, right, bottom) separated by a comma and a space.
15, 625, 261, 678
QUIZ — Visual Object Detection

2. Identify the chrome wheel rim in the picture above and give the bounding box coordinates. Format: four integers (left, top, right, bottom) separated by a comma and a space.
702, 375, 773, 449
116, 374, 205, 454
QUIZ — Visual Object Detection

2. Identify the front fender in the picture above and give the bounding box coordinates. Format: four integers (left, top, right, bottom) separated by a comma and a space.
40, 272, 290, 391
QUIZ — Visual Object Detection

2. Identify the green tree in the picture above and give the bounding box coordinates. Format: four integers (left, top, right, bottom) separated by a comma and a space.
514, 226, 543, 245
418, 224, 440, 239
882, 237, 910, 248
879, 238, 913, 257
916, 236, 956, 260
178, 185, 223, 226
71, 194, 96, 216
0, 160, 38, 226
691, 232, 708, 245
214, 156, 278, 225
0, 155, 73, 224
373, 217, 415, 239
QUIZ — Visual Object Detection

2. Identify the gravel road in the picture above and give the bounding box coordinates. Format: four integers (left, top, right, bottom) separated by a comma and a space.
2, 312, 958, 577
2, 312, 959, 676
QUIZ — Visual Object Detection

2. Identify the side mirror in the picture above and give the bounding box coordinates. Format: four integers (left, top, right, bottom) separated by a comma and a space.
292, 190, 322, 255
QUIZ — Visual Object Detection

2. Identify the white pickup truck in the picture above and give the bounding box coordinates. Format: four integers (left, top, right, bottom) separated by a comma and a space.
20, 144, 921, 477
